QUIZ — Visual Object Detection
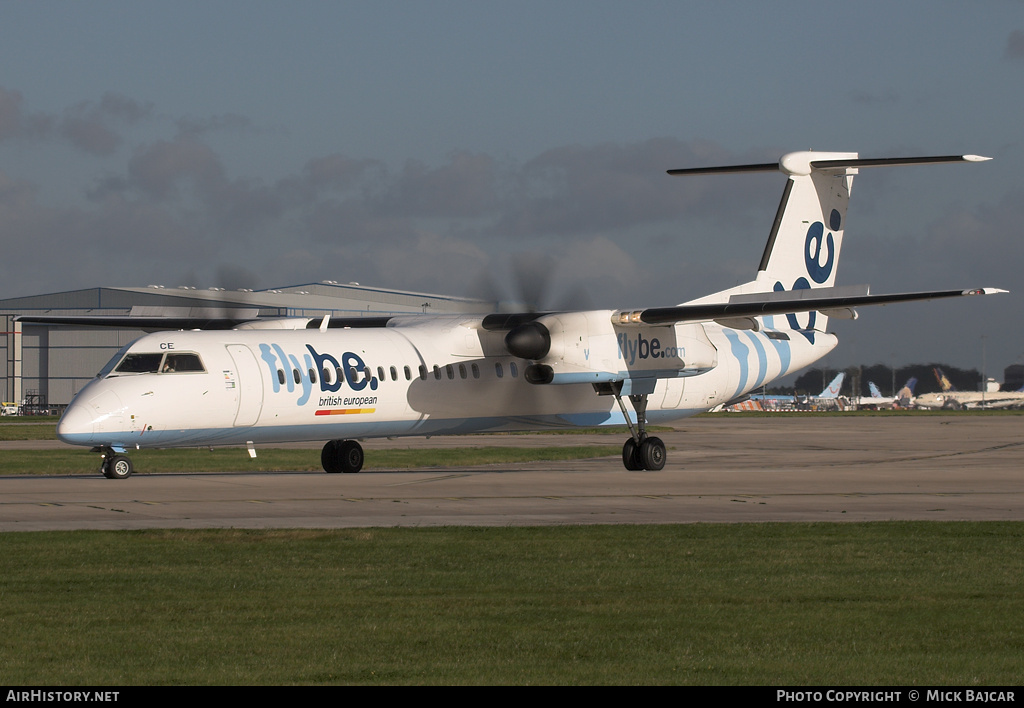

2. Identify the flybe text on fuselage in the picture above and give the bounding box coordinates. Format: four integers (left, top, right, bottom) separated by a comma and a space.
258, 342, 376, 406
616, 331, 686, 365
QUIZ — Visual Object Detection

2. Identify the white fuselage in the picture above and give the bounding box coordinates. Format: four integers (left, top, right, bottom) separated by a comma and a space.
56, 313, 835, 451
914, 391, 1024, 410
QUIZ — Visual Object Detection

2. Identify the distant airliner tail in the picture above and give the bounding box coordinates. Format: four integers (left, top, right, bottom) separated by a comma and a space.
819, 372, 845, 398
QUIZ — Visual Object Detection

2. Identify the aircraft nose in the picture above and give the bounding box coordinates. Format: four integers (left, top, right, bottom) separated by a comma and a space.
56, 402, 96, 444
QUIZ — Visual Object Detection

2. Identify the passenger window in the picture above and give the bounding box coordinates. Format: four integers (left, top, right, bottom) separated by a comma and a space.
390, 366, 398, 381
323, 367, 333, 384
433, 365, 441, 380
471, 363, 480, 379
278, 370, 286, 385
419, 365, 428, 381
459, 364, 467, 379
404, 366, 412, 381
495, 362, 503, 379
510, 362, 519, 378
309, 368, 317, 384
293, 369, 301, 385
377, 366, 385, 382
446, 364, 454, 380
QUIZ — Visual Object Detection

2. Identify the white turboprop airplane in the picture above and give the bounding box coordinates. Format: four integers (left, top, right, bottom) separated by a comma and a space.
48, 151, 1006, 478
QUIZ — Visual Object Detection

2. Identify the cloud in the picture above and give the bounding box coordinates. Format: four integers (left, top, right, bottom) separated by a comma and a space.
59, 93, 154, 155
375, 151, 499, 218
491, 138, 777, 238
126, 136, 225, 200
1005, 30, 1024, 61
0, 87, 52, 142
0, 120, 787, 304
175, 113, 254, 137
0, 87, 155, 155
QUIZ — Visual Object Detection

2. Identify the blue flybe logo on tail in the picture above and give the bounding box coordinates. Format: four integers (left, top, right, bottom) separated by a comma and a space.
773, 208, 842, 343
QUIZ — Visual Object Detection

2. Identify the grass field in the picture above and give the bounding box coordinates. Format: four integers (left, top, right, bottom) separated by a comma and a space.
1, 522, 1021, 685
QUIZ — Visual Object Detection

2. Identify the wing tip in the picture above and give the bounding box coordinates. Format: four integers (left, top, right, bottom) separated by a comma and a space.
965, 287, 1008, 295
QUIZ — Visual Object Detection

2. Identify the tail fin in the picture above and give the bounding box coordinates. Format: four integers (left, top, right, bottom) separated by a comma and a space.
934, 367, 955, 392
819, 372, 845, 398
868, 381, 883, 398
896, 377, 918, 407
671, 152, 991, 337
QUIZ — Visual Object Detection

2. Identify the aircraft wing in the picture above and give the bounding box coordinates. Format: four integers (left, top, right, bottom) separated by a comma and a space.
15, 314, 259, 330
15, 313, 395, 331
614, 287, 1007, 327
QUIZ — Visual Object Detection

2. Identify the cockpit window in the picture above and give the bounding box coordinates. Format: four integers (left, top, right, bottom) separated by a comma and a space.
97, 343, 135, 378
162, 353, 205, 373
109, 352, 207, 376
114, 353, 164, 374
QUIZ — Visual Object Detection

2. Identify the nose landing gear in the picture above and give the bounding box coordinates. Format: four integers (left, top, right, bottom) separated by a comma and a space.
97, 448, 134, 479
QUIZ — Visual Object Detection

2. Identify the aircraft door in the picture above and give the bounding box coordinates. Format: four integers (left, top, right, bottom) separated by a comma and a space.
660, 377, 685, 410
226, 344, 264, 426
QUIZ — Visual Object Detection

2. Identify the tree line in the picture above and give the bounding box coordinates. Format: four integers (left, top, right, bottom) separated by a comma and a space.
782, 364, 986, 397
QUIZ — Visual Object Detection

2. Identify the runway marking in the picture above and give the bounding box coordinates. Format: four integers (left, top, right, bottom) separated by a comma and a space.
389, 473, 476, 487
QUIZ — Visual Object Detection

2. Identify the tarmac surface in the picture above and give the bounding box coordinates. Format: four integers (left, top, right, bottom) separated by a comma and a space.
2, 415, 1022, 531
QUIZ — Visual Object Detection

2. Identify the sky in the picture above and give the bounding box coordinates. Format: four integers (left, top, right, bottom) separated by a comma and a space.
0, 1, 1022, 376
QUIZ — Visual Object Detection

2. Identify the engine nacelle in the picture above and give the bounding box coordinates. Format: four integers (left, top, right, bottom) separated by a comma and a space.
506, 311, 718, 384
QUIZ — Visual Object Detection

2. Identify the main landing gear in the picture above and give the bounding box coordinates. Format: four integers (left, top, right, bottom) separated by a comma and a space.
97, 447, 134, 479
613, 392, 667, 471
321, 439, 364, 474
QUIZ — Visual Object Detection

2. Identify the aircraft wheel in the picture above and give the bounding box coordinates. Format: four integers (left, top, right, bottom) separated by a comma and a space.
339, 440, 364, 474
622, 439, 642, 471
321, 440, 342, 473
103, 455, 134, 479
640, 437, 666, 471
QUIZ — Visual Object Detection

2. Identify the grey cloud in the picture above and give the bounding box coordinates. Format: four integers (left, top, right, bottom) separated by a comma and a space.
1006, 30, 1024, 60
302, 154, 385, 192
375, 152, 499, 218
127, 136, 225, 200
0, 87, 52, 142
492, 138, 777, 238
59, 93, 155, 155
0, 88, 154, 154
175, 113, 254, 137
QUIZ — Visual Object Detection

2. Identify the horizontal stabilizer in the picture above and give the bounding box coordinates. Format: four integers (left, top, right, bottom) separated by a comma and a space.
668, 154, 990, 177
615, 288, 1007, 327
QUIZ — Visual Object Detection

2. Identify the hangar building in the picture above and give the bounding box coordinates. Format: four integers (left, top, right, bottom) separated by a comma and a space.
1, 282, 491, 414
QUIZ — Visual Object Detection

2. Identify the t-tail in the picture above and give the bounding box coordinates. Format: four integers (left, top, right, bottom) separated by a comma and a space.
671, 152, 992, 339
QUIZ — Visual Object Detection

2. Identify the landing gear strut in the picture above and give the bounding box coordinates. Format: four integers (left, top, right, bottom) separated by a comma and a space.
97, 447, 134, 479
614, 392, 666, 471
321, 439, 364, 474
